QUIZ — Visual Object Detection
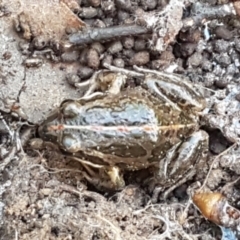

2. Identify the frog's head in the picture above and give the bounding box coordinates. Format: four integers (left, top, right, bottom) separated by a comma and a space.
38, 100, 84, 152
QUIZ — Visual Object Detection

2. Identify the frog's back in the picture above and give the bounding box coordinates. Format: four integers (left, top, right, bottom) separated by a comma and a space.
62, 88, 198, 155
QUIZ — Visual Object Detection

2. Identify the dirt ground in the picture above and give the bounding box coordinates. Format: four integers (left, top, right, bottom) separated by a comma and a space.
1, 0, 240, 239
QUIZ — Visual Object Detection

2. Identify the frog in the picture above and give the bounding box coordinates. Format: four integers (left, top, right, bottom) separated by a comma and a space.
38, 63, 209, 198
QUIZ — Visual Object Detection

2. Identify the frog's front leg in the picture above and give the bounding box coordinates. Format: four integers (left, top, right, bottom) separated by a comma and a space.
71, 156, 125, 191
74, 70, 104, 99
154, 130, 209, 200
82, 166, 125, 191
75, 67, 128, 99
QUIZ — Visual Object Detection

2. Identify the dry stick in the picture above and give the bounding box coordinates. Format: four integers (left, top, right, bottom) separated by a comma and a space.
68, 3, 237, 46
68, 24, 150, 45
183, 3, 237, 28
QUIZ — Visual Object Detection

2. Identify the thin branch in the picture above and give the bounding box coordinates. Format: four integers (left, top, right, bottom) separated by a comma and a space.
68, 24, 150, 45
182, 3, 236, 28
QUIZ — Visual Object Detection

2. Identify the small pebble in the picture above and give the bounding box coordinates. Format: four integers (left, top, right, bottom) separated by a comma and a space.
66, 73, 80, 86
79, 49, 88, 65
157, 0, 169, 8
213, 64, 224, 77
101, 1, 116, 13
101, 54, 113, 67
215, 77, 230, 88
134, 39, 146, 51
215, 53, 231, 67
115, 0, 132, 11
142, 0, 157, 10
187, 52, 203, 67
122, 49, 135, 59
91, 42, 105, 54
79, 7, 98, 18
229, 50, 240, 66
151, 60, 165, 69
118, 10, 130, 22
129, 51, 150, 66
107, 41, 123, 54
204, 72, 215, 87
160, 51, 175, 62
214, 39, 230, 53
226, 64, 237, 76
179, 43, 197, 57
103, 17, 114, 27
113, 58, 125, 68
87, 0, 101, 7
179, 29, 201, 43
92, 19, 106, 28
87, 48, 100, 69
202, 60, 213, 72
78, 66, 94, 80
122, 37, 134, 49
235, 38, 240, 53
215, 26, 233, 40
61, 51, 79, 62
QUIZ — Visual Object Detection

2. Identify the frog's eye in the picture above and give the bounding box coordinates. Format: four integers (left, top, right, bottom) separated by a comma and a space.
178, 99, 187, 107
61, 102, 81, 118
62, 134, 81, 153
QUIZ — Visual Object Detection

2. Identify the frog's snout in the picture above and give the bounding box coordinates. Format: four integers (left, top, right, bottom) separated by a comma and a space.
38, 123, 58, 143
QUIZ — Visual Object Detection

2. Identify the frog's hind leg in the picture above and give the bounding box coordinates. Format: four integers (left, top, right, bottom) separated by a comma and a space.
151, 169, 197, 203
153, 130, 209, 201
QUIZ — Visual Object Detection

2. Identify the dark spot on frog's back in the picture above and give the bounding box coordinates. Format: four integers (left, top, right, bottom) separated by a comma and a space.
95, 144, 147, 158
162, 128, 173, 139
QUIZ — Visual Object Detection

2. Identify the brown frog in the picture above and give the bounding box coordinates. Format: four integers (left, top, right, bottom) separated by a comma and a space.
38, 64, 209, 197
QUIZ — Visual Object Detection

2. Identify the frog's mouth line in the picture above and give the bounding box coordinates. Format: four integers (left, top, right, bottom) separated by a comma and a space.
47, 124, 197, 133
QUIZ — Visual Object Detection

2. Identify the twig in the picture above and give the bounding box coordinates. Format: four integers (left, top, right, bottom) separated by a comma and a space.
68, 24, 149, 45
182, 3, 236, 29
0, 146, 17, 170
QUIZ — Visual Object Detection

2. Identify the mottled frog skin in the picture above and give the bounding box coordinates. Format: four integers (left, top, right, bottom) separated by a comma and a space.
38, 66, 209, 194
